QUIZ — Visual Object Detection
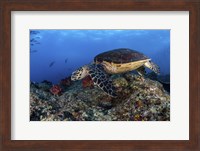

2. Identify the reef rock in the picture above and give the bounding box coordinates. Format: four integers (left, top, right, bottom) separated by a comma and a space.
30, 73, 170, 121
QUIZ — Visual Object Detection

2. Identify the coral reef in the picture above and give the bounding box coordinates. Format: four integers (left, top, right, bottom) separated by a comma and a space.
146, 72, 170, 93
59, 77, 71, 87
30, 73, 170, 121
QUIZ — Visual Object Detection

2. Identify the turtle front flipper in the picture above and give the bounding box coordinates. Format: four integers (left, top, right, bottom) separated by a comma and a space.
136, 66, 146, 76
144, 61, 160, 74
88, 64, 117, 97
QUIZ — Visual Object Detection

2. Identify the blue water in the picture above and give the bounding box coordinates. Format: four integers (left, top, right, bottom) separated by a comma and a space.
30, 30, 170, 84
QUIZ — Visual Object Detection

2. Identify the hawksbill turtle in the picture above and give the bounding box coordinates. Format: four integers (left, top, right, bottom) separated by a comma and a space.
71, 48, 160, 97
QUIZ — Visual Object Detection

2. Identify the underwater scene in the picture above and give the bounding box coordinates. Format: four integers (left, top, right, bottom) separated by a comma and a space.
30, 30, 170, 121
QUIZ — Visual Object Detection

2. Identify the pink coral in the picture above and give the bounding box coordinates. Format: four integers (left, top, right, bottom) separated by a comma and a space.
50, 85, 62, 95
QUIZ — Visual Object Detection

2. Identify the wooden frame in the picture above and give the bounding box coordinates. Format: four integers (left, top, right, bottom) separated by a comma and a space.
0, 0, 199, 150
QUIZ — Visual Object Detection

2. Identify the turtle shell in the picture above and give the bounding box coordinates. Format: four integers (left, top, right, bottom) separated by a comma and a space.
94, 48, 149, 64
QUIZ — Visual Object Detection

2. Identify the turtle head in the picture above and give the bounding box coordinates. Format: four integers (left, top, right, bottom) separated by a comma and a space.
71, 66, 89, 81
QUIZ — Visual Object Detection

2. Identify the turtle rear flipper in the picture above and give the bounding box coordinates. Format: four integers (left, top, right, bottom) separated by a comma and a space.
89, 64, 117, 97
144, 61, 160, 74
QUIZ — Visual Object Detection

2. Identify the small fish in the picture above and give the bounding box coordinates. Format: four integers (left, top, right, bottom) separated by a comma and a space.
49, 61, 55, 67
30, 39, 37, 42
30, 50, 37, 53
65, 58, 68, 63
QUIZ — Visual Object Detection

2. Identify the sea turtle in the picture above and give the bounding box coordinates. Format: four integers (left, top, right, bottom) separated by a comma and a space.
71, 48, 160, 97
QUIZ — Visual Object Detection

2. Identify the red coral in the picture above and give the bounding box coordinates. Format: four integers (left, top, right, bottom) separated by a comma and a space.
82, 75, 94, 88
50, 85, 62, 95
60, 77, 71, 87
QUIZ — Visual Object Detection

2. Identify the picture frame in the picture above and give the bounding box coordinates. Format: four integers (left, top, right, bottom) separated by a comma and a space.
0, 0, 199, 151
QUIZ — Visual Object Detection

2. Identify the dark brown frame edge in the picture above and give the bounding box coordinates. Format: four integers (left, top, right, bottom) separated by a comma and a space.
0, 0, 200, 151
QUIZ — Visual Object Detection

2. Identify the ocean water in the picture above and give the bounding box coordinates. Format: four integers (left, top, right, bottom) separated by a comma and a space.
30, 30, 170, 84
